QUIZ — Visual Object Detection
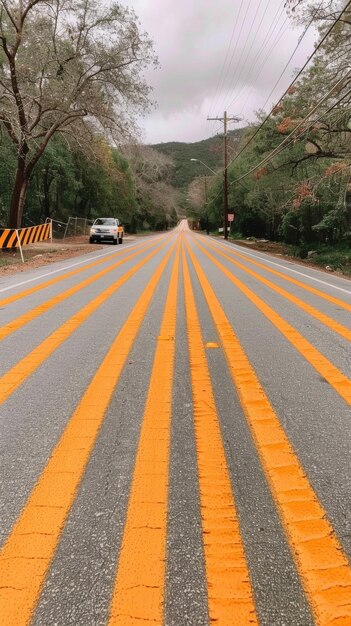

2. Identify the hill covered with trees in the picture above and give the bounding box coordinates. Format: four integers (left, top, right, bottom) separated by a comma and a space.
152, 129, 244, 190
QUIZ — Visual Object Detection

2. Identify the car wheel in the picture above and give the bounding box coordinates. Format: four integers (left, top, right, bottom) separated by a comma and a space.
113, 239, 117, 245
89, 237, 94, 244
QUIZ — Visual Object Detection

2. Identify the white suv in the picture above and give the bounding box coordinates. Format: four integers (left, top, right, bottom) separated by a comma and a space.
89, 218, 124, 245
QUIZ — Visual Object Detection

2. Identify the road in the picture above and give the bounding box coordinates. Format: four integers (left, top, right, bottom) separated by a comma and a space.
0, 220, 351, 626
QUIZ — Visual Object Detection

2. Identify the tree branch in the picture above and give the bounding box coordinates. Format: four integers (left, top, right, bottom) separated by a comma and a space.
27, 111, 87, 174
0, 113, 19, 146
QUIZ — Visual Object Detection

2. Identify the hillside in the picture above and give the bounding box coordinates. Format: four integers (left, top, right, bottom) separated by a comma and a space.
152, 129, 245, 190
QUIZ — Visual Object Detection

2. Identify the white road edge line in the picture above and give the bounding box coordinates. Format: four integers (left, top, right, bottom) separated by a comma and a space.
0, 237, 155, 295
210, 238, 351, 296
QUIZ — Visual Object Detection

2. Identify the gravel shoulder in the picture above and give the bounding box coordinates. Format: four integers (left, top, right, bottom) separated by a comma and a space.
0, 236, 134, 276
217, 237, 351, 280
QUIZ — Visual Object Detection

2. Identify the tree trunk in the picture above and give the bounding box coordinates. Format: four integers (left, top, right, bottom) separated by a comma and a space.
55, 182, 60, 217
8, 158, 29, 229
43, 168, 51, 220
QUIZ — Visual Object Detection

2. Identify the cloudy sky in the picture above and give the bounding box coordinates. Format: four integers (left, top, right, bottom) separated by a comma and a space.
122, 0, 317, 144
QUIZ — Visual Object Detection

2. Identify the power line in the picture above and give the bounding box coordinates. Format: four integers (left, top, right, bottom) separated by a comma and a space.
235, 2, 322, 116
214, 0, 256, 115
225, 0, 351, 172
232, 13, 311, 119
265, 159, 351, 216
234, 18, 292, 114
210, 0, 286, 135
230, 77, 351, 185
259, 4, 322, 113
208, 0, 246, 122
207, 80, 351, 208
220, 0, 287, 113
222, 0, 284, 113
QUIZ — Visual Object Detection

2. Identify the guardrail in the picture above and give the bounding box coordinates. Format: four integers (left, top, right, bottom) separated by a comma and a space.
0, 220, 52, 263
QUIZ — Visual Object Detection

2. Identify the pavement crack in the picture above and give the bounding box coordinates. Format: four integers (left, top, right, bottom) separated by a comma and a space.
17, 532, 53, 537
123, 584, 160, 591
115, 615, 158, 623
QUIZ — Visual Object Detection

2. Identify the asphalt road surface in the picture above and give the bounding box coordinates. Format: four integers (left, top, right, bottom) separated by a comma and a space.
0, 220, 351, 626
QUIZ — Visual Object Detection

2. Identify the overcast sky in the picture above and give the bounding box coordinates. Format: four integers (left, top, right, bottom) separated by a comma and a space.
122, 0, 317, 145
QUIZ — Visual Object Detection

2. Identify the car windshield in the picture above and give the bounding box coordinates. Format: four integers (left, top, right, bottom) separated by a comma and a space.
94, 218, 116, 225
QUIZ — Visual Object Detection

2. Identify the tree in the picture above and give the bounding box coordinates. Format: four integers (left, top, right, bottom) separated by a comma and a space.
0, 0, 157, 227
21, 137, 138, 226
0, 130, 16, 223
187, 174, 218, 232
193, 2, 351, 246
121, 144, 179, 231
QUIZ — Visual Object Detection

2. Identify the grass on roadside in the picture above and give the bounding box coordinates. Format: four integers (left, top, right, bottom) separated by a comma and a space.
201, 228, 351, 277
0, 248, 66, 267
0, 242, 94, 271
293, 242, 351, 275
0, 250, 24, 267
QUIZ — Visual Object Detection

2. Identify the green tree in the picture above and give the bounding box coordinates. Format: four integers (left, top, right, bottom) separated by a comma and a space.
0, 0, 156, 228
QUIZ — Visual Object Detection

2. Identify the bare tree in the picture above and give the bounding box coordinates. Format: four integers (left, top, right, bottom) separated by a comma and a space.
187, 176, 207, 210
0, 0, 157, 227
121, 144, 179, 230
121, 144, 174, 186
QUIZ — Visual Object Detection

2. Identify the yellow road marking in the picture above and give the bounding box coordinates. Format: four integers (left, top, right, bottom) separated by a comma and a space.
0, 236, 164, 308
0, 243, 177, 626
191, 237, 351, 407
186, 240, 351, 626
0, 238, 173, 406
205, 342, 219, 349
182, 246, 258, 625
108, 245, 180, 626
0, 239, 164, 341
198, 234, 351, 313
194, 236, 351, 344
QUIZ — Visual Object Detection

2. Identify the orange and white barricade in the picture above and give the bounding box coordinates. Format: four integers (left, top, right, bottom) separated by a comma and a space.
0, 221, 53, 262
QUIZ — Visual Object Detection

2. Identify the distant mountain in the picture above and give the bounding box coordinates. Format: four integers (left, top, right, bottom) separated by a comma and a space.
151, 129, 245, 190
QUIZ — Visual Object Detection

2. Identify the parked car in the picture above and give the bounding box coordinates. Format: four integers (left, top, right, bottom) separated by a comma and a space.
89, 218, 124, 245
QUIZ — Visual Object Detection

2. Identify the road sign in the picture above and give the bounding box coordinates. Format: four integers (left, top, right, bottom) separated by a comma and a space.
227, 213, 235, 222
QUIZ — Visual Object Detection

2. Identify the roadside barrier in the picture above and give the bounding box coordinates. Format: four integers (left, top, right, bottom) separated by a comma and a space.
0, 221, 52, 263
63, 216, 93, 238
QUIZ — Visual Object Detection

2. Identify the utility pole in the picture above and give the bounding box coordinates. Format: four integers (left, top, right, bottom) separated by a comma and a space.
207, 111, 240, 240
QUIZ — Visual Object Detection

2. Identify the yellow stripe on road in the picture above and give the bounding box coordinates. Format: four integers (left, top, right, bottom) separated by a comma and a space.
186, 240, 351, 626
0, 238, 173, 406
0, 243, 177, 626
196, 236, 351, 344
191, 237, 351, 407
0, 238, 162, 341
201, 234, 351, 313
182, 245, 258, 625
108, 244, 180, 626
0, 236, 163, 308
